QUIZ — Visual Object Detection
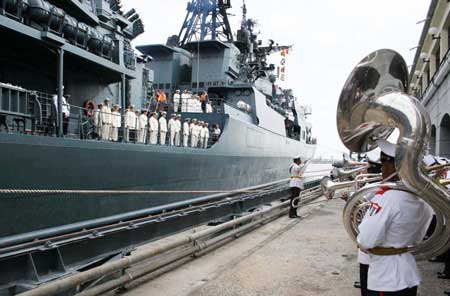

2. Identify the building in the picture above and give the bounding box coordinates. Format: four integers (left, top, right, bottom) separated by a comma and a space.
410, 0, 450, 157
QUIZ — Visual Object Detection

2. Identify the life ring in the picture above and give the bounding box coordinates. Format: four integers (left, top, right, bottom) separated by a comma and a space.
84, 100, 96, 117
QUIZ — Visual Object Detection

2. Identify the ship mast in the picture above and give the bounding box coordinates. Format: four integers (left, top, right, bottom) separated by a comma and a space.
178, 0, 234, 46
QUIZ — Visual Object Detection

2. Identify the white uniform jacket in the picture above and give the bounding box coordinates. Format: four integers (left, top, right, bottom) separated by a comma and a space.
101, 105, 112, 124
200, 127, 207, 138
174, 120, 181, 132
168, 118, 176, 133
289, 163, 304, 189
111, 111, 121, 128
183, 122, 190, 136
125, 110, 137, 129
159, 117, 168, 132
174, 94, 181, 103
138, 114, 148, 130
357, 188, 433, 292
149, 117, 159, 132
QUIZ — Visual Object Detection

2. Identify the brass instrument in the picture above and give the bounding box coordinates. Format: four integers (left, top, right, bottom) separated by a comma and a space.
337, 49, 450, 260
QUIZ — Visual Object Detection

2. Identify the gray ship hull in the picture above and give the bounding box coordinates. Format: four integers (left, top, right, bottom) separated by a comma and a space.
0, 115, 315, 237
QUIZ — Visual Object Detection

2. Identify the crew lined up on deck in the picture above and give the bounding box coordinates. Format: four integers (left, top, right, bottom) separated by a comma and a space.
91, 101, 218, 148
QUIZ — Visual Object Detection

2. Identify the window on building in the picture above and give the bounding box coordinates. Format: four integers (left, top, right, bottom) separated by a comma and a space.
199, 82, 205, 88
165, 83, 171, 89
192, 82, 197, 89
158, 83, 164, 90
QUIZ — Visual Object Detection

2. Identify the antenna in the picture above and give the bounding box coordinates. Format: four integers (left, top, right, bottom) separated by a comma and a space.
178, 0, 234, 46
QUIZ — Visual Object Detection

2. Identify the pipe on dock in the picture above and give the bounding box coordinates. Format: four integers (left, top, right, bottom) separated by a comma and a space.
75, 208, 287, 296
18, 201, 289, 296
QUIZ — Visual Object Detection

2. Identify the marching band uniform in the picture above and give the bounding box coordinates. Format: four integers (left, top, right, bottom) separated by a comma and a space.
138, 111, 148, 144
173, 90, 181, 113
159, 112, 168, 145
100, 99, 112, 141
149, 114, 159, 145
110, 106, 121, 142
125, 106, 136, 142
168, 114, 176, 146
183, 119, 190, 147
174, 116, 182, 146
358, 140, 433, 296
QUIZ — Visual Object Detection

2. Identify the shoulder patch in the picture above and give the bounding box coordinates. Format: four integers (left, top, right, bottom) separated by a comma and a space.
368, 202, 382, 216
375, 186, 391, 196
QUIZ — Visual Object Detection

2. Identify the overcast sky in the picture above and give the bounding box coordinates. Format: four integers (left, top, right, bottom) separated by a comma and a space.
123, 0, 429, 159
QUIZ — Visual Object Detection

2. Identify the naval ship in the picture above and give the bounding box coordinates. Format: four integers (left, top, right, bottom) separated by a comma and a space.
0, 0, 316, 240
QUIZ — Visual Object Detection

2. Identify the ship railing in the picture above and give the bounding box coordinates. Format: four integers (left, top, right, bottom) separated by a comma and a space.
0, 92, 223, 149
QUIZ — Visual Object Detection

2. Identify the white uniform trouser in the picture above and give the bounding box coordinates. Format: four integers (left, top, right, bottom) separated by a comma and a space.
169, 130, 176, 146
183, 134, 189, 147
160, 132, 167, 145
149, 130, 158, 145
96, 123, 102, 139
203, 136, 209, 149
126, 128, 131, 142
174, 100, 180, 112
101, 124, 111, 140
138, 129, 147, 144
110, 127, 118, 142
175, 131, 181, 146
191, 135, 198, 148
182, 100, 188, 112
199, 137, 204, 149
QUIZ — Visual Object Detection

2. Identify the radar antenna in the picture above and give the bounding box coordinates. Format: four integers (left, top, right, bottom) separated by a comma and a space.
178, 0, 234, 46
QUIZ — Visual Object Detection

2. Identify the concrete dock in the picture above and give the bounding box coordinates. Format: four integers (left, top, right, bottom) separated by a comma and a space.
121, 198, 449, 296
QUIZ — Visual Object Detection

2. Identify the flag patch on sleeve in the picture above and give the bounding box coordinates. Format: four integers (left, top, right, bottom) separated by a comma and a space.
368, 202, 382, 216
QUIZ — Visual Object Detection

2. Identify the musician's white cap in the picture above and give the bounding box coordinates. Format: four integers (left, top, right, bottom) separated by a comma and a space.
378, 139, 396, 158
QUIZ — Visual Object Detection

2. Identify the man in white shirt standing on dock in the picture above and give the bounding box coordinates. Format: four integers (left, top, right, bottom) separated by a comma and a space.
159, 111, 168, 145
288, 156, 304, 218
357, 139, 433, 296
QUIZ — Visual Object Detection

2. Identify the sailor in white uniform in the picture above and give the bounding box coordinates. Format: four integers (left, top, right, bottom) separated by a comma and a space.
173, 90, 181, 113
174, 115, 182, 146
190, 119, 198, 148
93, 103, 103, 139
183, 118, 190, 147
159, 111, 168, 145
168, 114, 177, 146
288, 156, 304, 218
149, 112, 159, 145
110, 105, 121, 142
125, 105, 136, 142
203, 123, 210, 149
357, 139, 433, 296
137, 110, 148, 144
100, 98, 112, 141
181, 90, 189, 113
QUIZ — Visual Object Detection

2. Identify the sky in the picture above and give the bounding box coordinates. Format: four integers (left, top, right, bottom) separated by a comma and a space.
122, 0, 430, 160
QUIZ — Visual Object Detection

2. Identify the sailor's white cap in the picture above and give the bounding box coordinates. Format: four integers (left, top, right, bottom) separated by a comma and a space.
423, 155, 437, 166
378, 139, 396, 158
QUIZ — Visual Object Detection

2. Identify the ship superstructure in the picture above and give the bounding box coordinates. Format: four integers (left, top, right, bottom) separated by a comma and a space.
0, 0, 316, 292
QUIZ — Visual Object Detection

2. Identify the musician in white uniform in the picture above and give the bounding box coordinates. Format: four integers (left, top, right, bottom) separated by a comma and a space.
289, 156, 304, 218
159, 111, 168, 145
357, 139, 433, 296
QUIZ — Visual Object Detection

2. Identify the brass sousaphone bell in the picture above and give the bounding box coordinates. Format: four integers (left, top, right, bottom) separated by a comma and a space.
337, 49, 450, 259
